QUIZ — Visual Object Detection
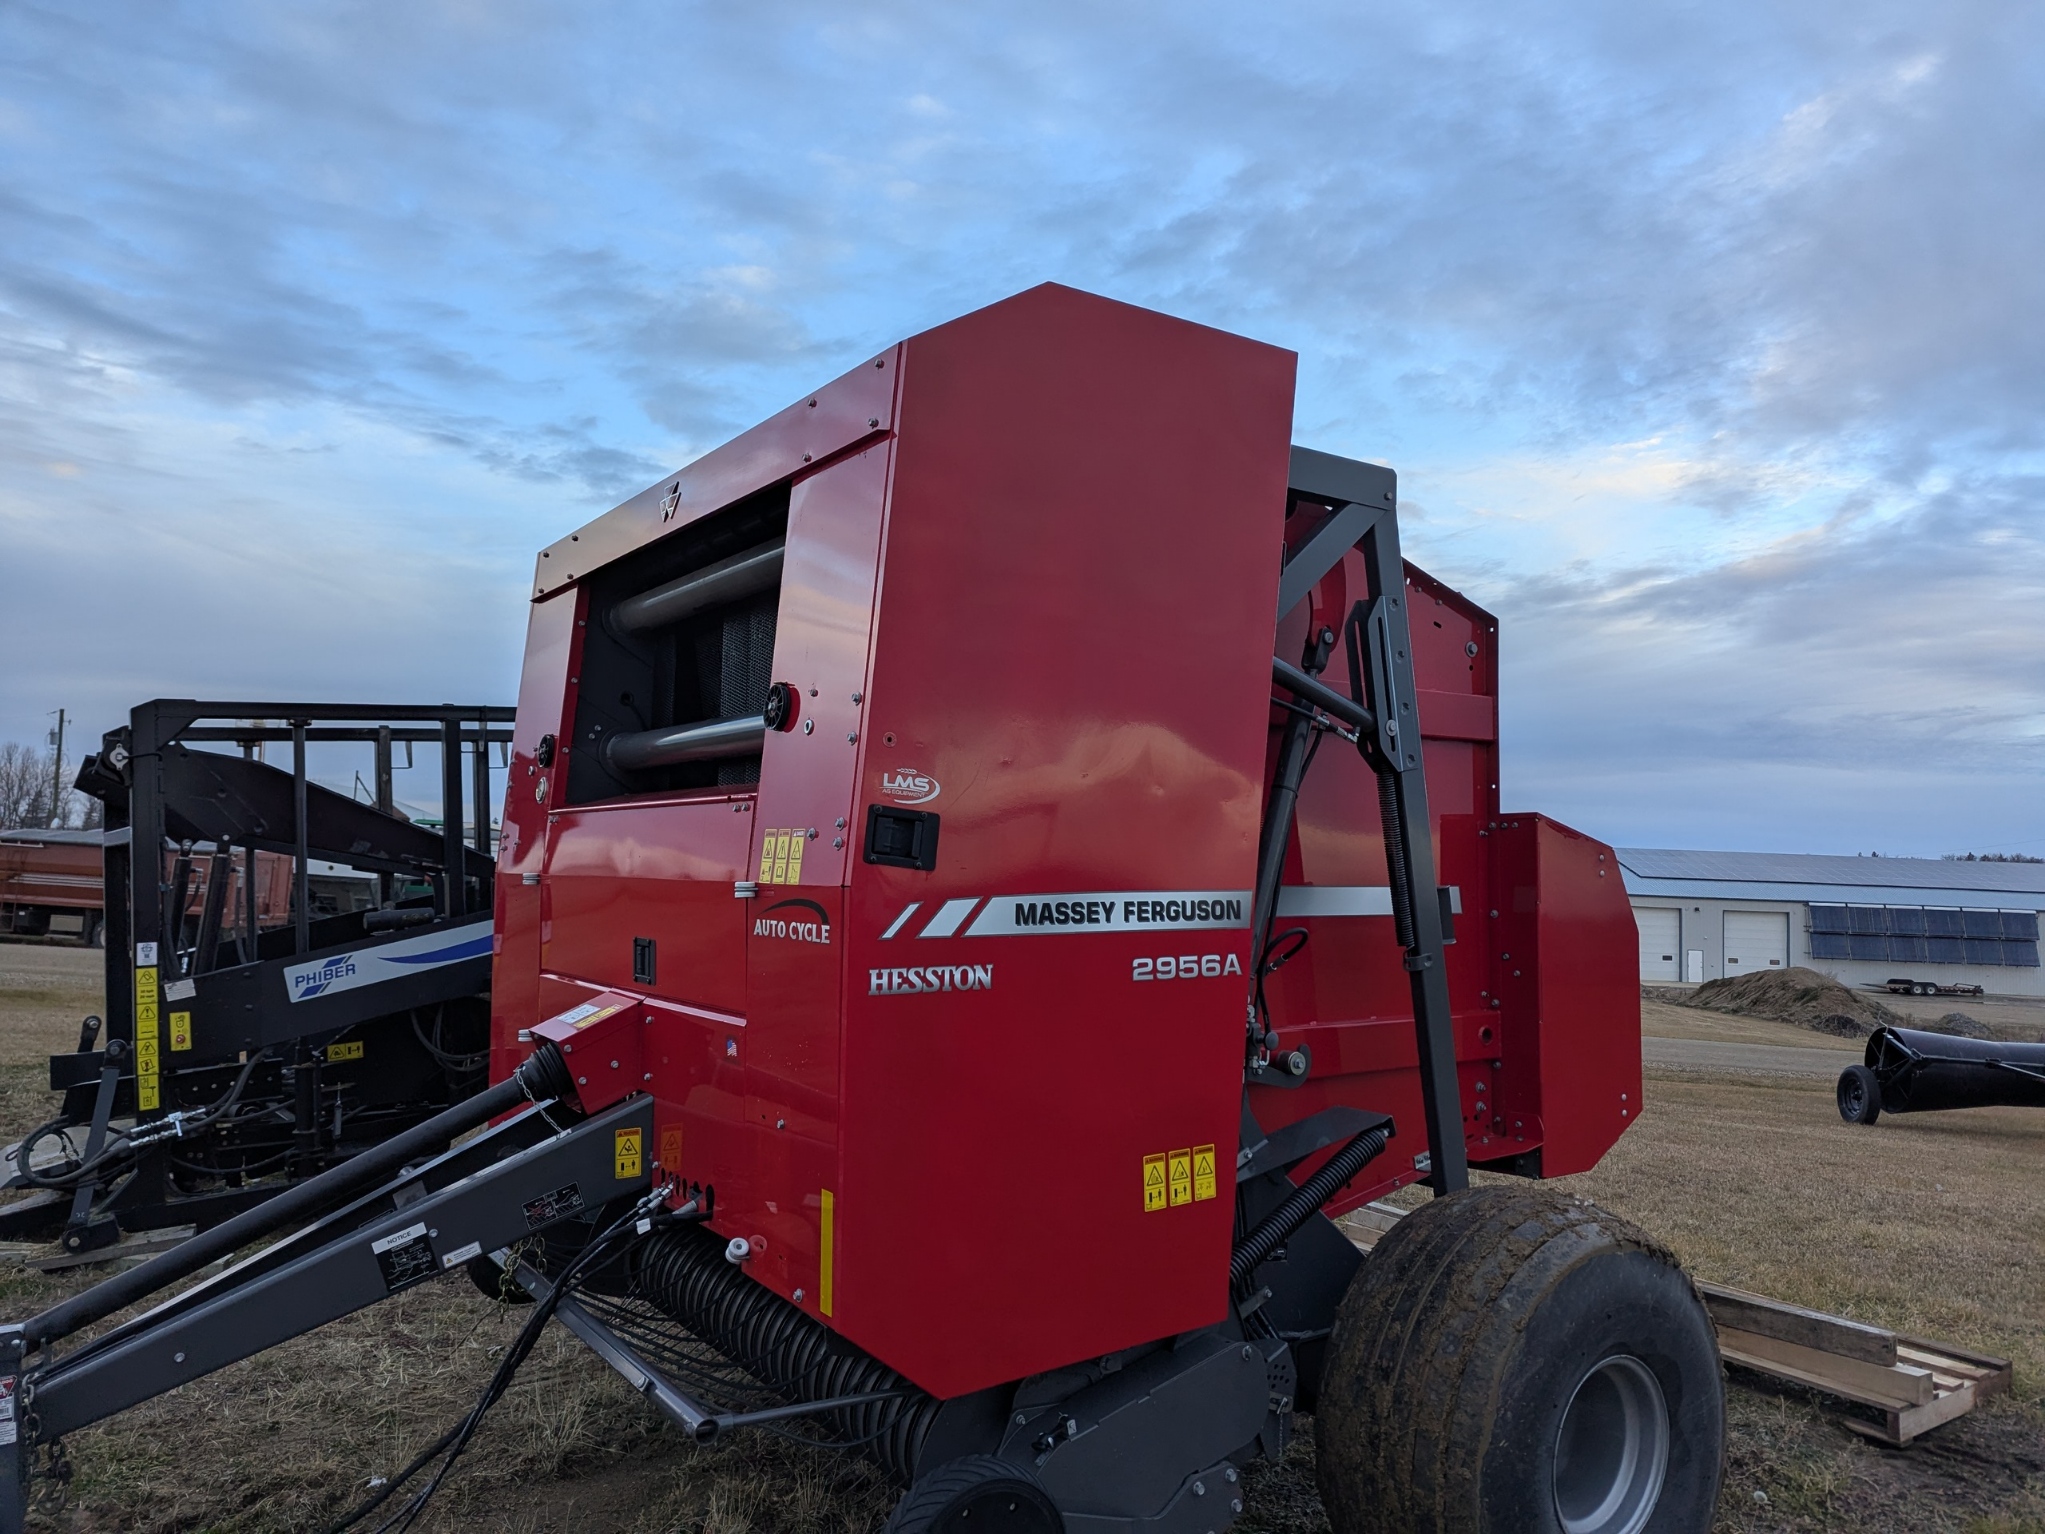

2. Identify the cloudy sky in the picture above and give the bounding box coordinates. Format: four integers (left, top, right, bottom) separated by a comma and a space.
2, 1, 2040, 855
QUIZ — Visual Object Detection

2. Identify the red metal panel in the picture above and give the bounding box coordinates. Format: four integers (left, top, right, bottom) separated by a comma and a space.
739, 883, 846, 1310
753, 443, 892, 891
0, 838, 101, 912
542, 798, 756, 1016
1486, 815, 1638, 1173
830, 285, 1296, 1397
490, 590, 577, 1084
533, 354, 897, 601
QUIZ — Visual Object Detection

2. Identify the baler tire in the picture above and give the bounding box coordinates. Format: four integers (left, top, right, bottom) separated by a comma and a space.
884, 1455, 1063, 1534
1316, 1186, 1722, 1534
1837, 1065, 1882, 1125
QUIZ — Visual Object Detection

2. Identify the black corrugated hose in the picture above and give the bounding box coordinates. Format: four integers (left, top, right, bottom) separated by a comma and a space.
1230, 1126, 1392, 1289
635, 1224, 941, 1484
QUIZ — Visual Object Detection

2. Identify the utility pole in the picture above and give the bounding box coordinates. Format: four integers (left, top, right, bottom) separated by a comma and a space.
46, 709, 66, 829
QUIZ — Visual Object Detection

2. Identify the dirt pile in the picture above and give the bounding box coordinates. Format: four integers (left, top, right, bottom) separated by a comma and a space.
1679, 967, 1905, 1040
1932, 1010, 1995, 1039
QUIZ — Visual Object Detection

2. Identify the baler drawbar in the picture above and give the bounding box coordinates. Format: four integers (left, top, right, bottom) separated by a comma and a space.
0, 286, 1724, 1534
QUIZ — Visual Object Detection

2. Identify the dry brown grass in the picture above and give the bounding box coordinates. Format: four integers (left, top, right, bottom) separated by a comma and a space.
2, 941, 2040, 1532
1640, 998, 1864, 1052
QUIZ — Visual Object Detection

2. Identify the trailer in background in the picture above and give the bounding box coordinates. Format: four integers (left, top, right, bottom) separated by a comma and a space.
0, 701, 510, 1258
0, 829, 107, 944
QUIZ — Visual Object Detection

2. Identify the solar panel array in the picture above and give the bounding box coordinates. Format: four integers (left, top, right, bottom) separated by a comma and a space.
1807, 905, 2041, 967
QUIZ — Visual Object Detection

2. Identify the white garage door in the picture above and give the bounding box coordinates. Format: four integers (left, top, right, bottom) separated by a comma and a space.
1724, 911, 1790, 975
1636, 908, 1681, 981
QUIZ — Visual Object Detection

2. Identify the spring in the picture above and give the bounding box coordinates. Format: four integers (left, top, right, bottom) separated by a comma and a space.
635, 1225, 941, 1483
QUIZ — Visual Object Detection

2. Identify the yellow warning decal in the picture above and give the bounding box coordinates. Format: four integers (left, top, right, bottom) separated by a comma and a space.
1192, 1144, 1217, 1202
819, 1188, 836, 1316
1168, 1149, 1193, 1207
1143, 1153, 1168, 1212
326, 1039, 364, 1062
135, 1009, 160, 1114
134, 966, 158, 1008
614, 1127, 643, 1180
169, 1011, 193, 1052
755, 829, 810, 886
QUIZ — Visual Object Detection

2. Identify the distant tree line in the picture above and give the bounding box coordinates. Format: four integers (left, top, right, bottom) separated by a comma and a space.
1943, 851, 2045, 864
0, 742, 99, 832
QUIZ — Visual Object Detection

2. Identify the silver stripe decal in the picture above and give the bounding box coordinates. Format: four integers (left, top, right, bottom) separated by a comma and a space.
1273, 885, 1461, 918
879, 903, 921, 941
917, 898, 983, 939
1276, 885, 1391, 918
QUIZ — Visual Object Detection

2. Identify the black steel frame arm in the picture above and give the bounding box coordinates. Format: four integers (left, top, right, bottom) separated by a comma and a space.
1264, 445, 1469, 1196
0, 1093, 652, 1532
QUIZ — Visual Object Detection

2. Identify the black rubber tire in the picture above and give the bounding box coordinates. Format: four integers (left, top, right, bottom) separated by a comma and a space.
884, 1455, 1063, 1534
1317, 1186, 1722, 1534
1837, 1064, 1882, 1125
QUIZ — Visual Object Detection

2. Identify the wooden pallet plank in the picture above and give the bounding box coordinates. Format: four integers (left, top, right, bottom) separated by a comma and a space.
1896, 1335, 2013, 1397
1716, 1326, 1935, 1408
1698, 1281, 1897, 1366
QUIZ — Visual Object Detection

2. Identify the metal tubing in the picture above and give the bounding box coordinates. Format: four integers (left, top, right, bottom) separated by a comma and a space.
611, 539, 784, 636
1271, 658, 1376, 738
291, 721, 310, 955
374, 726, 394, 908
240, 841, 258, 962
19, 1047, 566, 1351
605, 715, 766, 773
193, 848, 230, 975
471, 713, 491, 854
166, 845, 193, 969
440, 719, 465, 917
1252, 672, 1321, 985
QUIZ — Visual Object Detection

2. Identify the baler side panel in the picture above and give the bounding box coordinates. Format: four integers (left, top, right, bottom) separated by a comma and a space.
542, 799, 755, 1016
1530, 815, 1639, 1173
838, 284, 1298, 1399
740, 443, 893, 1313
490, 591, 578, 1083
753, 445, 892, 894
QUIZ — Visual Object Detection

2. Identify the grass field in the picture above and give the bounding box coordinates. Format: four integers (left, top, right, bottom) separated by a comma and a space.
1, 943, 2039, 1533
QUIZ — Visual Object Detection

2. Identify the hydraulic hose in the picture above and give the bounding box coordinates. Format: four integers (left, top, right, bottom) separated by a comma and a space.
1230, 1125, 1392, 1288
23, 1043, 574, 1351
13, 1045, 269, 1192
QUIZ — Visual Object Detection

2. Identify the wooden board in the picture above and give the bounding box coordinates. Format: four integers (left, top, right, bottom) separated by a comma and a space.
1698, 1281, 1895, 1366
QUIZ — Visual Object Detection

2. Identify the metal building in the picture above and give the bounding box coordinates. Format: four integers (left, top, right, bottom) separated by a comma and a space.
1619, 848, 2045, 998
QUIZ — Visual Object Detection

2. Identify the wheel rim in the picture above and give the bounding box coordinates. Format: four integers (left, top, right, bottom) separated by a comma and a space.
1839, 1074, 1865, 1119
1552, 1354, 1670, 1534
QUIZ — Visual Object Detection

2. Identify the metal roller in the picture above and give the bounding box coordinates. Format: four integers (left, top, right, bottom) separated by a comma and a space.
1860, 1025, 2045, 1114
610, 538, 784, 636
603, 715, 766, 773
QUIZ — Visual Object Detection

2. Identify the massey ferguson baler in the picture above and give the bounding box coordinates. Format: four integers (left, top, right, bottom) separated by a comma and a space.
0, 285, 1723, 1534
